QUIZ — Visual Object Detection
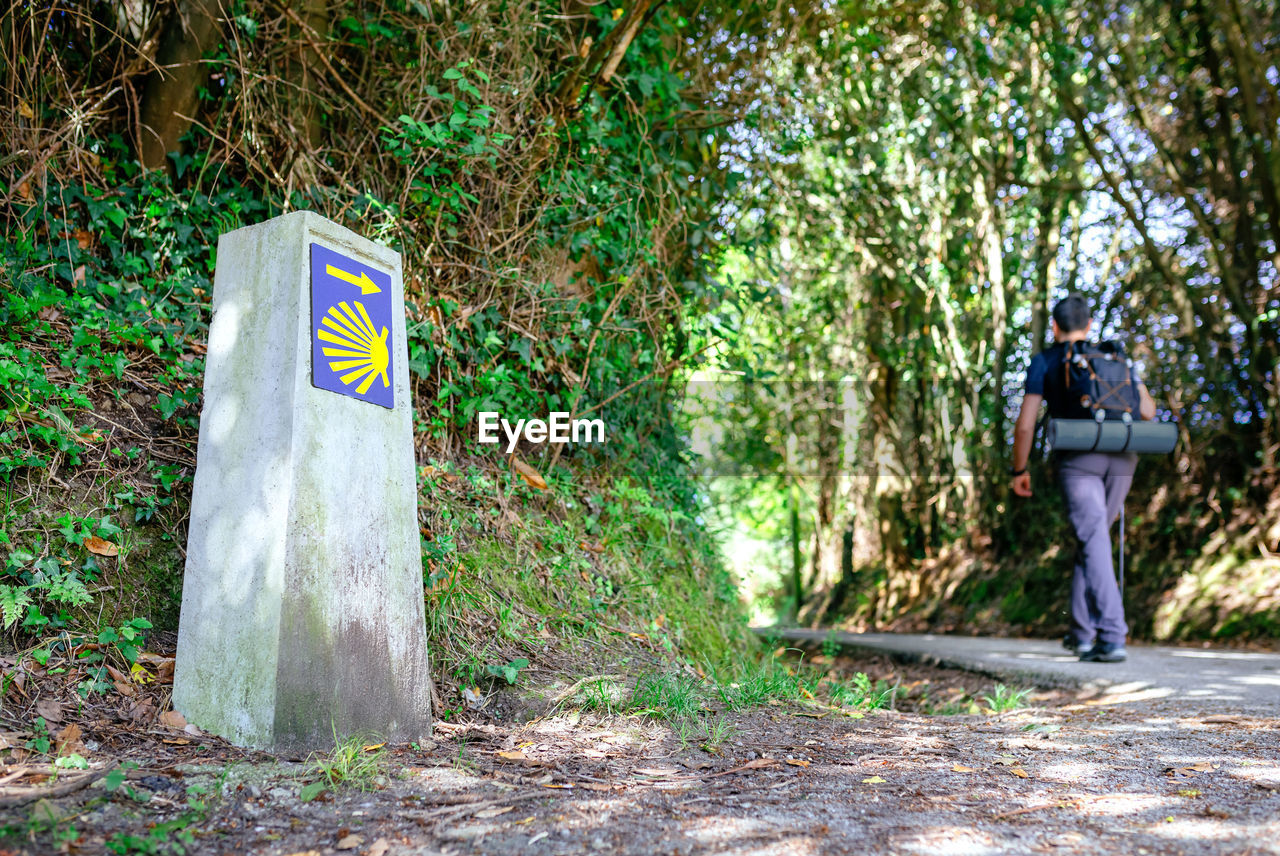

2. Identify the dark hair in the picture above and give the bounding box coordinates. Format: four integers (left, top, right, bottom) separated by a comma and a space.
1052, 293, 1091, 333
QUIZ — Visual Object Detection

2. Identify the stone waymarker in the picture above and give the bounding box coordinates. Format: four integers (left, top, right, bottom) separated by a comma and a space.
174, 211, 432, 752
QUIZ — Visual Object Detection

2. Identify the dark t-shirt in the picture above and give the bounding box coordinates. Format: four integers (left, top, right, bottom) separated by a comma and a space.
1025, 341, 1144, 416
1024, 346, 1060, 397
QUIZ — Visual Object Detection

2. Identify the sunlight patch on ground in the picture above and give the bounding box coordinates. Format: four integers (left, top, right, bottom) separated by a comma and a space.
1167, 650, 1280, 661
1035, 761, 1124, 784
892, 827, 1000, 855
1011, 652, 1086, 662
1069, 792, 1169, 817
1223, 763, 1280, 789
1147, 818, 1275, 849
1090, 685, 1176, 705
684, 816, 826, 854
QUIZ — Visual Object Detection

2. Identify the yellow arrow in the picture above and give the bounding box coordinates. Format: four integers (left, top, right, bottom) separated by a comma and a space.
326, 263, 381, 295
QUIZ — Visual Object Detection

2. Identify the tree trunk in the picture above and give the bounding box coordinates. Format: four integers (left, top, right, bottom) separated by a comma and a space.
285, 0, 331, 153
1030, 195, 1064, 354
138, 0, 223, 171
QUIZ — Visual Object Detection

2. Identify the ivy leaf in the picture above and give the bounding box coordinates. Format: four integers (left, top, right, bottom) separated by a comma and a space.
300, 781, 328, 802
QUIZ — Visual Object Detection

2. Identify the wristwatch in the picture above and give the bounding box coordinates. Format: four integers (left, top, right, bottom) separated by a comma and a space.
1010, 465, 1027, 476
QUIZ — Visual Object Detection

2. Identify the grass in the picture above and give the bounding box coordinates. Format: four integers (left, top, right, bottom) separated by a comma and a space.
630, 671, 706, 718
982, 684, 1033, 713
821, 628, 841, 659
415, 470, 755, 715
578, 677, 628, 715
712, 651, 809, 711
825, 672, 899, 711
699, 716, 736, 753
300, 730, 387, 801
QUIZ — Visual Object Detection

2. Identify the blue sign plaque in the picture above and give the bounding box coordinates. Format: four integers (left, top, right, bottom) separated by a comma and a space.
309, 243, 395, 409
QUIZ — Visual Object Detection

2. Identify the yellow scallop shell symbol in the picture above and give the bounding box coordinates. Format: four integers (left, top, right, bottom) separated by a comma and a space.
317, 300, 390, 395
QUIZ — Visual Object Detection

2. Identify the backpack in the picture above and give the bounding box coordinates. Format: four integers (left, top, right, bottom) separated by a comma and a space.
1043, 340, 1143, 421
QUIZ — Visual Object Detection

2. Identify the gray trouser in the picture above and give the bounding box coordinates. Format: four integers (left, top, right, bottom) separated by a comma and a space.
1058, 451, 1137, 646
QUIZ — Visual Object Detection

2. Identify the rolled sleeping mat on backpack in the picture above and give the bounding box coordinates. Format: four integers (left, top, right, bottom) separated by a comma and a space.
1046, 418, 1179, 455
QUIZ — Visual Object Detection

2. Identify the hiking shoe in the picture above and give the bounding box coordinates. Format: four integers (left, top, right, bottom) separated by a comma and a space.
1062, 635, 1093, 655
1080, 643, 1126, 663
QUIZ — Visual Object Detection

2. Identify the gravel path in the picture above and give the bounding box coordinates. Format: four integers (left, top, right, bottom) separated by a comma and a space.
7, 648, 1279, 855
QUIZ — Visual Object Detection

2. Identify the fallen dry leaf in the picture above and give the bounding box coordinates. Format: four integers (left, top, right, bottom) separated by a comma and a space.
1165, 762, 1217, 776
1202, 715, 1240, 724
55, 723, 85, 757
335, 834, 363, 850
496, 750, 529, 762
158, 710, 187, 729
952, 764, 977, 773
35, 699, 62, 724
1010, 767, 1030, 778
128, 700, 156, 722
510, 457, 548, 490
474, 806, 514, 818
862, 775, 887, 784
542, 782, 573, 789
635, 767, 680, 777
135, 654, 173, 683
113, 681, 135, 697
84, 536, 119, 557
367, 839, 390, 856
741, 758, 777, 769
362, 742, 385, 752
578, 782, 617, 791
785, 759, 811, 768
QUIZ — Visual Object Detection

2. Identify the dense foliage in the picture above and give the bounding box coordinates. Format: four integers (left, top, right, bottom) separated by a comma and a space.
707, 0, 1280, 639
0, 0, 840, 682
2, 0, 1278, 665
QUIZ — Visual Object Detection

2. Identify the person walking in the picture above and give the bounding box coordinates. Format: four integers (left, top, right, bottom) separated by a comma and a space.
1009, 294, 1156, 663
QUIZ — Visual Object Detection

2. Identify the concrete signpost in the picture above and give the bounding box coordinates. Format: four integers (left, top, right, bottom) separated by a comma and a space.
174, 211, 432, 752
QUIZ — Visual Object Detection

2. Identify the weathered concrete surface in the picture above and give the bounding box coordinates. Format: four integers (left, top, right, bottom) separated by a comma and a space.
175, 211, 432, 753
761, 627, 1280, 711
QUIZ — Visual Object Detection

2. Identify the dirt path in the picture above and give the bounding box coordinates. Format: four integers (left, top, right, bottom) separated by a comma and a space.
3, 653, 1279, 855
